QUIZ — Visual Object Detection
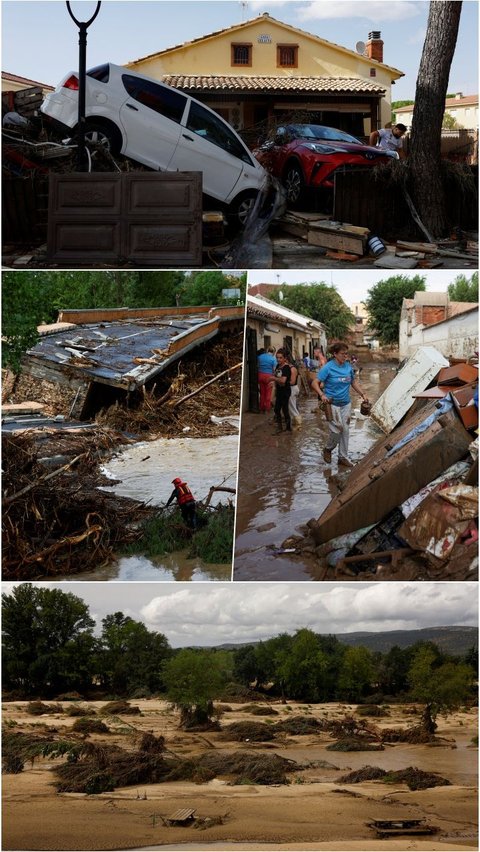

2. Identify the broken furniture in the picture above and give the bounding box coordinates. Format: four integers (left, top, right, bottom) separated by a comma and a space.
309, 399, 473, 545
163, 808, 196, 827
367, 817, 438, 837
47, 171, 202, 266
370, 346, 449, 434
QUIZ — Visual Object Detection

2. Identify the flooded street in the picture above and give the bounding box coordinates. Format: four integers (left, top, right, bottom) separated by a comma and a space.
234, 364, 396, 581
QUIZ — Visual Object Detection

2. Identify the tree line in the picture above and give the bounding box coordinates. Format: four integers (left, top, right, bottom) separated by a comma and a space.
3, 585, 476, 730
2, 270, 246, 372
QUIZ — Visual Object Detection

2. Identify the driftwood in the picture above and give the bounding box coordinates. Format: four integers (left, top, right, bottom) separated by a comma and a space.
172, 363, 242, 409
204, 486, 237, 507
3, 452, 86, 505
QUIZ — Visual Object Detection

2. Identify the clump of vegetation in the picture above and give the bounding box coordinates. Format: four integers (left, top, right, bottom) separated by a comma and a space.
100, 700, 141, 716
383, 767, 451, 791
381, 726, 434, 744
275, 716, 324, 735
2, 731, 81, 774
356, 704, 389, 717
71, 718, 110, 735
66, 705, 97, 717
218, 721, 276, 742
337, 766, 387, 783
189, 505, 235, 564
55, 692, 84, 701
124, 503, 234, 565
239, 704, 279, 716
27, 701, 63, 716
327, 738, 385, 752
167, 751, 297, 786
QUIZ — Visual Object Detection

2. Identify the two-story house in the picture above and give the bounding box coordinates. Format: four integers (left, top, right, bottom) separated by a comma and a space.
125, 13, 403, 139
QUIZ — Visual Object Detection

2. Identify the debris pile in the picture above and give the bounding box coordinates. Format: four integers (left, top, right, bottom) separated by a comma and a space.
338, 765, 451, 790
287, 350, 478, 580
2, 430, 151, 579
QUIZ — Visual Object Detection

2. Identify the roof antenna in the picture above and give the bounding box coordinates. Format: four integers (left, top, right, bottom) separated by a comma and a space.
239, 1, 248, 21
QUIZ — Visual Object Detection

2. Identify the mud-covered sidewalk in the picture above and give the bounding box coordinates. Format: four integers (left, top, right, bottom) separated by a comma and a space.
234, 364, 394, 581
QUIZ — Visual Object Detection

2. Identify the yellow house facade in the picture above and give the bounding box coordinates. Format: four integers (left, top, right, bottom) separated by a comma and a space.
126, 13, 403, 138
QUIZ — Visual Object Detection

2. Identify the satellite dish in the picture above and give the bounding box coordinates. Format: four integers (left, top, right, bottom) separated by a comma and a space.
355, 41, 366, 54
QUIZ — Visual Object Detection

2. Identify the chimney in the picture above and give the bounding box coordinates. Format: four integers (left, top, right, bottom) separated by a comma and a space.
366, 31, 383, 63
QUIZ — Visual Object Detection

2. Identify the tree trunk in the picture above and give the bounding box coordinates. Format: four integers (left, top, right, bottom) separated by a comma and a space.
420, 703, 437, 734
409, 1, 462, 237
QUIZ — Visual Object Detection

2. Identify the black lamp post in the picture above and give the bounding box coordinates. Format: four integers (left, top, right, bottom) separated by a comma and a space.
66, 1, 101, 170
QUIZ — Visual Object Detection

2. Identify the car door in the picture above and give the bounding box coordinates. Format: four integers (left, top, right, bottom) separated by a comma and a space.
119, 75, 187, 170
172, 100, 247, 202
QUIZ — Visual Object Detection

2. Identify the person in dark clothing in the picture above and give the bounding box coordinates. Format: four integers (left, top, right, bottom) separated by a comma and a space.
269, 348, 291, 433
166, 477, 197, 529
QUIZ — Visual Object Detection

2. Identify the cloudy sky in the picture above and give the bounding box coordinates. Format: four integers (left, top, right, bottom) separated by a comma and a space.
3, 1, 477, 101
247, 269, 474, 305
3, 582, 477, 646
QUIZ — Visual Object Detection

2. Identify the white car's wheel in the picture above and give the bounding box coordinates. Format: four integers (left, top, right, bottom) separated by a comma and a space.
229, 191, 258, 228
84, 122, 121, 155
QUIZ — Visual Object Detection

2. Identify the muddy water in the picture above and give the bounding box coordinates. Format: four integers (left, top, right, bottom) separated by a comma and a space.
59, 552, 232, 582
101, 434, 239, 506
233, 365, 396, 581
54, 435, 238, 582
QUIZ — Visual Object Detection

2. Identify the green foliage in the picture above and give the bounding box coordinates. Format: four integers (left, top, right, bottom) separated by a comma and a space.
408, 646, 476, 723
178, 271, 242, 306
442, 112, 462, 129
365, 275, 427, 344
1, 270, 188, 372
447, 271, 478, 302
163, 649, 232, 722
277, 629, 328, 702
189, 505, 234, 564
97, 612, 171, 696
269, 282, 355, 339
2, 584, 96, 696
338, 646, 375, 701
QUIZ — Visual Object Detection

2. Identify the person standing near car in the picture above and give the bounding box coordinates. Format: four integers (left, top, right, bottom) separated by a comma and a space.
257, 346, 277, 414
311, 342, 368, 466
369, 123, 407, 159
269, 348, 291, 433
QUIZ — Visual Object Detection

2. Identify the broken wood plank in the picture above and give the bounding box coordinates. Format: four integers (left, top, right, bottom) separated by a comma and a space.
307, 228, 366, 256
397, 240, 478, 260
204, 486, 237, 507
172, 363, 242, 409
2, 402, 45, 416
374, 254, 418, 269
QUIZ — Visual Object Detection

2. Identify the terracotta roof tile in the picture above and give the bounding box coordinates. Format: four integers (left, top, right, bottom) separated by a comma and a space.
2, 71, 54, 90
162, 75, 386, 95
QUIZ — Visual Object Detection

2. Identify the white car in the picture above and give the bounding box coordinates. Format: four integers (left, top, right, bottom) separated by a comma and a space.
41, 62, 267, 224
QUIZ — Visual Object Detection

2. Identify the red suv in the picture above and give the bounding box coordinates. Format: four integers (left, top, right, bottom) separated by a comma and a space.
253, 123, 397, 207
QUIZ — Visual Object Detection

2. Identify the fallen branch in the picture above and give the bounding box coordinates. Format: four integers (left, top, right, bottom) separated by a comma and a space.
3, 453, 87, 505
203, 486, 237, 507
172, 363, 242, 409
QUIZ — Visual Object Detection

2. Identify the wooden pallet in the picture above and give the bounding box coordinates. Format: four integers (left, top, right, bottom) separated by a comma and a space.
164, 807, 196, 826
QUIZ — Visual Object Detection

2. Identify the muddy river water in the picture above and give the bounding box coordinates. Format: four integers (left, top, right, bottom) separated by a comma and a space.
56, 434, 238, 582
234, 364, 397, 581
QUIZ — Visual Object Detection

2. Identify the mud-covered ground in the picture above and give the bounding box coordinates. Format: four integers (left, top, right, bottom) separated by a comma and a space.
2, 698, 477, 852
234, 364, 394, 581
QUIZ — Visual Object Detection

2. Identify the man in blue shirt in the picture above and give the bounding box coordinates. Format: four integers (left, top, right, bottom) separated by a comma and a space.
311, 342, 368, 466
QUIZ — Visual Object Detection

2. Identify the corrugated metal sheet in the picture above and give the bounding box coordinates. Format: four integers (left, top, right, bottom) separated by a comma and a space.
371, 347, 449, 434
24, 309, 241, 391
47, 172, 202, 266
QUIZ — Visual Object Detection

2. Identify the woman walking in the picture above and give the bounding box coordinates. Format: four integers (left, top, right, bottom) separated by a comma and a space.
257, 346, 276, 413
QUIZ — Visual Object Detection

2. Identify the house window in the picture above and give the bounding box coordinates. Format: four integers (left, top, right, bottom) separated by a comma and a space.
232, 43, 252, 66
370, 68, 377, 77
277, 44, 298, 67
